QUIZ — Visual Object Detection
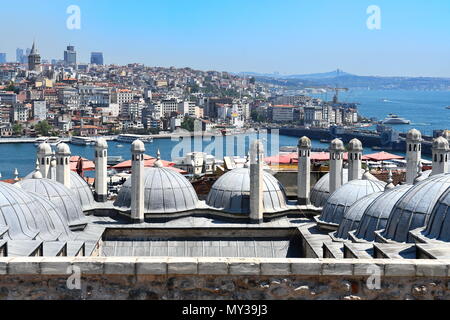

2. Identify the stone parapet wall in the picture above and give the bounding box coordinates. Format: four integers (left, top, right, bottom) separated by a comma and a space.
0, 257, 449, 299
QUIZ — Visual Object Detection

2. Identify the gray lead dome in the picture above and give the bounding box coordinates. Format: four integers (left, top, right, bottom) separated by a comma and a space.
421, 186, 450, 241
114, 167, 199, 214
335, 191, 382, 240
354, 184, 412, 242
206, 168, 288, 214
382, 173, 450, 243
317, 179, 385, 227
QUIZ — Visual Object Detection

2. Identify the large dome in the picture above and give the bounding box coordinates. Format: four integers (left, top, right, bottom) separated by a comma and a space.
310, 169, 367, 207
20, 178, 87, 230
0, 182, 68, 241
317, 178, 385, 228
334, 191, 382, 240
420, 186, 450, 242
353, 184, 412, 242
206, 167, 288, 214
24, 170, 96, 212
381, 173, 450, 243
114, 167, 199, 214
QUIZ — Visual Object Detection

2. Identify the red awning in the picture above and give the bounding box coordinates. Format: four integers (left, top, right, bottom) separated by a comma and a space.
112, 154, 176, 170
362, 151, 404, 161
70, 156, 95, 171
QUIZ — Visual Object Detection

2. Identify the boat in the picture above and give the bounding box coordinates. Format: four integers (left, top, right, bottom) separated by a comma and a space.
116, 144, 124, 148
70, 136, 96, 146
381, 114, 411, 125
116, 134, 153, 143
46, 137, 61, 146
446, 106, 450, 109
107, 156, 124, 166
34, 137, 49, 146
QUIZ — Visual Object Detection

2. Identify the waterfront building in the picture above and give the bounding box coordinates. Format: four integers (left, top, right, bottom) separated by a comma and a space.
32, 100, 47, 121
271, 104, 296, 122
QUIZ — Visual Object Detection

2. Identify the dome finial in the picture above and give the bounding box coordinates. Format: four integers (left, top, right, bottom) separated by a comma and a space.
154, 149, 163, 168
32, 170, 43, 179
413, 161, 424, 184
13, 168, 19, 181
385, 169, 395, 190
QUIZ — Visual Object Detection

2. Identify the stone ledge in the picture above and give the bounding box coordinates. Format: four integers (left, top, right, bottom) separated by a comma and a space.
0, 257, 449, 277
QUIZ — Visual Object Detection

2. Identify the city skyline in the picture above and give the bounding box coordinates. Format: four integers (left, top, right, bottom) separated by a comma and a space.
1, 0, 450, 77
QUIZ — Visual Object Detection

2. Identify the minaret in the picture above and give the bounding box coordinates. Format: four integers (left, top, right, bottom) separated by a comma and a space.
406, 128, 422, 184
37, 142, 52, 178
297, 136, 311, 205
56, 143, 71, 187
432, 136, 449, 176
249, 140, 264, 223
329, 138, 345, 194
131, 139, 145, 223
347, 138, 363, 181
94, 138, 108, 202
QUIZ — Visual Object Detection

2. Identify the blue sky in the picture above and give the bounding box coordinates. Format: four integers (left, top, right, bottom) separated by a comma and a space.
1, 0, 449, 77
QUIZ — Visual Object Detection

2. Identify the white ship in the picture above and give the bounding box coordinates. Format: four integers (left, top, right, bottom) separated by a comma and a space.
116, 134, 153, 143
381, 114, 411, 125
70, 136, 96, 146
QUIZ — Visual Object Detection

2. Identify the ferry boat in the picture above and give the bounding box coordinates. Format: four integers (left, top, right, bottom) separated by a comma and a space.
381, 114, 411, 125
116, 134, 153, 143
34, 137, 49, 146
446, 106, 450, 109
47, 137, 62, 146
70, 136, 96, 146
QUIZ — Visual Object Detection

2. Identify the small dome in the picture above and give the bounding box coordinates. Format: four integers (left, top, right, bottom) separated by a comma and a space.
347, 138, 363, 151
298, 136, 311, 149
20, 178, 87, 229
432, 136, 449, 150
382, 173, 450, 243
0, 182, 67, 241
406, 128, 422, 141
330, 138, 344, 151
317, 179, 386, 227
335, 191, 382, 240
96, 137, 108, 149
422, 186, 450, 241
206, 167, 288, 214
114, 167, 199, 214
37, 142, 52, 155
56, 143, 71, 155
442, 130, 450, 141
310, 169, 369, 207
132, 139, 145, 153
70, 171, 96, 212
354, 184, 412, 242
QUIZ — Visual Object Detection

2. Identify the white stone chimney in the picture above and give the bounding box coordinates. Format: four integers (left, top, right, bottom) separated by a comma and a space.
297, 136, 311, 205
131, 139, 145, 223
329, 138, 345, 194
432, 136, 449, 176
406, 128, 422, 184
37, 142, 52, 178
347, 138, 363, 181
95, 138, 108, 202
249, 140, 264, 224
56, 143, 71, 187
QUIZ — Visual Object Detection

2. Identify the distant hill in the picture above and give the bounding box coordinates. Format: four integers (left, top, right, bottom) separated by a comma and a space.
237, 69, 450, 90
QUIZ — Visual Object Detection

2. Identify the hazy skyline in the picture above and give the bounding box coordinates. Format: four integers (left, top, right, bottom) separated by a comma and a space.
1, 0, 449, 77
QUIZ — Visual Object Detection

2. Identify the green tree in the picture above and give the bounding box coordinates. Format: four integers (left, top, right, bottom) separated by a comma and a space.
35, 120, 52, 136
181, 117, 195, 132
12, 123, 23, 136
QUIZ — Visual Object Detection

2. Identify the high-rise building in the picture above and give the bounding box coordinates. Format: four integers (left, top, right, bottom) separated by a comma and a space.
64, 45, 77, 66
0, 53, 6, 64
16, 48, 24, 63
90, 52, 104, 65
28, 41, 41, 72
